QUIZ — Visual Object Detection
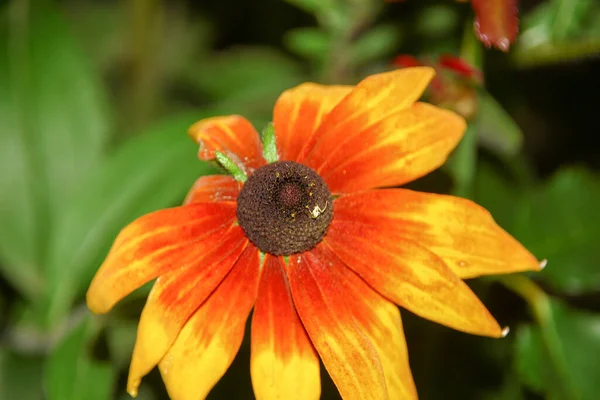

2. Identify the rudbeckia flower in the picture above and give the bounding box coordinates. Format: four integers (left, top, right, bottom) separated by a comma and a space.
87, 67, 541, 400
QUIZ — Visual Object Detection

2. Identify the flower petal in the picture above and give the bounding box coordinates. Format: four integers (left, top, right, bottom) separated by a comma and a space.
333, 189, 540, 278
86, 203, 237, 314
473, 0, 519, 52
300, 67, 436, 175
273, 83, 352, 162
319, 102, 465, 193
188, 115, 266, 173
158, 244, 261, 400
325, 220, 503, 337
289, 244, 417, 400
251, 255, 321, 400
183, 175, 241, 205
126, 228, 248, 396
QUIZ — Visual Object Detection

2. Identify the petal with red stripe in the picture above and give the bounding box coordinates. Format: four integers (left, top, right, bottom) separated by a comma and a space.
158, 244, 261, 400
86, 203, 237, 314
289, 244, 417, 400
316, 102, 465, 193
300, 67, 435, 176
188, 115, 266, 174
325, 220, 503, 337
333, 189, 540, 278
273, 83, 352, 162
126, 228, 248, 396
183, 175, 241, 205
251, 255, 320, 400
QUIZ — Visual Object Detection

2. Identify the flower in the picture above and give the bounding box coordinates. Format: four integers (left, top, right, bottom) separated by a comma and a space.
86, 67, 541, 400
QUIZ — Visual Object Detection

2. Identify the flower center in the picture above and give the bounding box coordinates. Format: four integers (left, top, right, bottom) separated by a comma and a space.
236, 161, 333, 256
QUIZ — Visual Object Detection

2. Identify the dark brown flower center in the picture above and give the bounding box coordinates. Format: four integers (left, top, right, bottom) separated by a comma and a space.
236, 161, 333, 256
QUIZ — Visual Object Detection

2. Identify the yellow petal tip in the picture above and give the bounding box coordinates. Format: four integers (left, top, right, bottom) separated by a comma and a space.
127, 379, 140, 398
501, 326, 510, 338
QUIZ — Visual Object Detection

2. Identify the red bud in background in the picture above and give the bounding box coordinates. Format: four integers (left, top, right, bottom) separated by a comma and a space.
472, 0, 519, 51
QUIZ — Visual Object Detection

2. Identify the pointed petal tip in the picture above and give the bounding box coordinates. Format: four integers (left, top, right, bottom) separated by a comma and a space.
539, 259, 548, 270
127, 384, 139, 398
501, 326, 510, 338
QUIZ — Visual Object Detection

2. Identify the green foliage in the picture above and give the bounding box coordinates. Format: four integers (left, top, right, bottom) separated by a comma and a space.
0, 0, 110, 300
476, 92, 524, 157
516, 299, 600, 400
513, 168, 600, 294
45, 317, 114, 400
515, 0, 600, 66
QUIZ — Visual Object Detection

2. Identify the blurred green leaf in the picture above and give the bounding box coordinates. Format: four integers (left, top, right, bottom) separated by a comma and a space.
43, 113, 216, 325
446, 124, 477, 198
105, 320, 138, 369
476, 92, 524, 157
515, 0, 600, 66
0, 0, 110, 299
512, 168, 600, 294
473, 160, 520, 231
351, 24, 402, 66
285, 27, 331, 61
0, 349, 44, 400
516, 299, 600, 400
45, 316, 114, 400
184, 47, 303, 118
283, 0, 333, 16
415, 4, 459, 38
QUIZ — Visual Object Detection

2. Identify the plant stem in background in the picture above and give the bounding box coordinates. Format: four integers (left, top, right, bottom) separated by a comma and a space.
496, 274, 578, 400
321, 0, 377, 84
127, 0, 163, 132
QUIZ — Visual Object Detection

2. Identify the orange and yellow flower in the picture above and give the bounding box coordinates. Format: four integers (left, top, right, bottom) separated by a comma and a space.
87, 67, 540, 400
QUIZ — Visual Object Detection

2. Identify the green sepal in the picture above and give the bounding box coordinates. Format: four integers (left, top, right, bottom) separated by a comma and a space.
215, 151, 247, 182
261, 122, 279, 163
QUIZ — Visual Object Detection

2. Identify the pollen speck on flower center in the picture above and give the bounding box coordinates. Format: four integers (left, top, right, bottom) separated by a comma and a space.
236, 161, 333, 256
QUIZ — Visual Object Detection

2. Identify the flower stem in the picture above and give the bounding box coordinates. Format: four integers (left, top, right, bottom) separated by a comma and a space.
495, 275, 577, 400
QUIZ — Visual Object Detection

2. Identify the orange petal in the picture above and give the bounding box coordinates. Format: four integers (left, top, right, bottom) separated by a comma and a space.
325, 220, 503, 337
273, 83, 352, 162
289, 244, 417, 400
86, 203, 237, 314
126, 228, 248, 396
188, 115, 266, 174
158, 244, 260, 400
251, 255, 321, 400
183, 175, 241, 205
333, 189, 540, 278
320, 102, 465, 193
300, 67, 435, 174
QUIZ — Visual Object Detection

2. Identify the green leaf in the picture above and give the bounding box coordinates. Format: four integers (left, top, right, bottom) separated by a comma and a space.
446, 124, 478, 198
45, 316, 114, 400
184, 47, 303, 118
0, 0, 110, 298
473, 161, 521, 231
105, 320, 138, 370
351, 24, 402, 66
476, 92, 524, 157
285, 27, 331, 61
42, 113, 216, 325
0, 350, 44, 400
515, 299, 600, 400
511, 168, 600, 294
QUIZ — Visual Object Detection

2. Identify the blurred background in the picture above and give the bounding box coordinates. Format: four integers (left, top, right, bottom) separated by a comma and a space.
1, 0, 599, 399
